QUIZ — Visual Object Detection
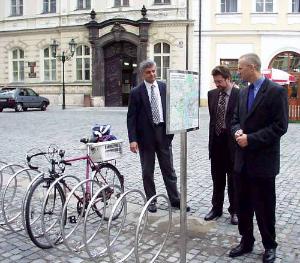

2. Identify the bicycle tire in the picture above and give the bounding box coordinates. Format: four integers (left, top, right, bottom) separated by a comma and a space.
25, 177, 66, 249
92, 162, 124, 221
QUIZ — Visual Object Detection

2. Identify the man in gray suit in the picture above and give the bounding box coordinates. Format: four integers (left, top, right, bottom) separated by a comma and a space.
127, 59, 190, 213
229, 53, 288, 263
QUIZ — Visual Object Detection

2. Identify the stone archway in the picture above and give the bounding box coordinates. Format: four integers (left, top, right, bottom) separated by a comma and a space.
85, 10, 151, 106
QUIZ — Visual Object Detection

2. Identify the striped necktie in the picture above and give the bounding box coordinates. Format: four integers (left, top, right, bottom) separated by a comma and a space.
150, 85, 160, 124
215, 91, 226, 136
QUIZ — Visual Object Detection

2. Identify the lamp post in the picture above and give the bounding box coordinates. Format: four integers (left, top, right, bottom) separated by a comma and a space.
50, 38, 77, 109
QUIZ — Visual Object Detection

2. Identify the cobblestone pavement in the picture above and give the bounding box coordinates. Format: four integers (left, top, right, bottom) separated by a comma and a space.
0, 106, 299, 263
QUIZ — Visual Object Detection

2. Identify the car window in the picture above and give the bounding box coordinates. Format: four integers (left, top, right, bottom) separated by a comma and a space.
27, 88, 37, 96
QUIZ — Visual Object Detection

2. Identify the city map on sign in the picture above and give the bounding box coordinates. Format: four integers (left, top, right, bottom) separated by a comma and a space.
166, 70, 199, 134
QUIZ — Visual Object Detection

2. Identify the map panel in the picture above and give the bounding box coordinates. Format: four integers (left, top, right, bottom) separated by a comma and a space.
166, 70, 199, 134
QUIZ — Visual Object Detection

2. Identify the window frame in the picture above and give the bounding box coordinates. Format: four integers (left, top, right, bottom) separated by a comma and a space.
43, 47, 57, 82
11, 0, 23, 16
153, 42, 171, 81
220, 0, 238, 13
292, 0, 300, 13
11, 48, 25, 82
77, 0, 91, 10
255, 0, 274, 13
43, 0, 56, 14
75, 45, 91, 81
154, 0, 171, 5
114, 0, 130, 7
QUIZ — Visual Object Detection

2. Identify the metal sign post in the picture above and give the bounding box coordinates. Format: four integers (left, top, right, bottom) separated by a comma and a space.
180, 132, 187, 263
166, 70, 199, 263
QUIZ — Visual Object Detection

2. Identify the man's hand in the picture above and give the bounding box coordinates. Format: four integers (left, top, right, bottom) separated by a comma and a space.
234, 129, 243, 139
236, 134, 248, 148
130, 142, 139, 153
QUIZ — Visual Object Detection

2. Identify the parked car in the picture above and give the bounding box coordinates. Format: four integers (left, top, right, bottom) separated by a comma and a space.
0, 87, 50, 112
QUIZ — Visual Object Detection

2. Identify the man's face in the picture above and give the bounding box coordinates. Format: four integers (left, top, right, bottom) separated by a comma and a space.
213, 74, 230, 90
142, 65, 156, 83
238, 59, 253, 82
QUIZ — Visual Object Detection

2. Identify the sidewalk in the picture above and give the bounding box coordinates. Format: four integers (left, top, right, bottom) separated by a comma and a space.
0, 106, 299, 262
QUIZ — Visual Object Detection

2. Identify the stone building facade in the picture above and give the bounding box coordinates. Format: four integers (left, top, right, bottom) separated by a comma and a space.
0, 0, 195, 107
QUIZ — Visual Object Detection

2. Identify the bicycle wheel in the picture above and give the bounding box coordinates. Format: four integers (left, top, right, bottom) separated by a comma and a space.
25, 176, 65, 249
92, 163, 124, 221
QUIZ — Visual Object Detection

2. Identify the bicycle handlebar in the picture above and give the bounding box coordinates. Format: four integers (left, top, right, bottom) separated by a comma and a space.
26, 152, 47, 170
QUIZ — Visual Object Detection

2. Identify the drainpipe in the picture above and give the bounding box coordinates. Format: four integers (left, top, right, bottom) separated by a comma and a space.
186, 0, 189, 70
199, 0, 202, 106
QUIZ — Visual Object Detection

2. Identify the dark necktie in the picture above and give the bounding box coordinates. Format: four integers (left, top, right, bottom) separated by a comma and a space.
150, 85, 160, 124
215, 91, 226, 136
247, 84, 255, 112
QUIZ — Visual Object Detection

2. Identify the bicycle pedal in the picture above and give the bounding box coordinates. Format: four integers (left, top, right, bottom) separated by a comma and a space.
68, 215, 77, 224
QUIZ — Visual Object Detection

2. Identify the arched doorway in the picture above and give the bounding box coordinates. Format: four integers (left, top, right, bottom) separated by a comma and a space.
103, 41, 137, 106
269, 51, 300, 98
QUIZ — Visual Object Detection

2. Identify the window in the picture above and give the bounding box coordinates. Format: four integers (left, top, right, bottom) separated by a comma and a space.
114, 0, 129, 7
292, 0, 300, 12
220, 59, 247, 88
78, 0, 91, 9
76, 45, 91, 81
12, 49, 25, 82
256, 0, 273, 12
154, 0, 171, 5
43, 0, 56, 13
269, 51, 300, 73
221, 0, 237, 13
11, 0, 23, 16
154, 42, 170, 80
43, 47, 56, 81
154, 0, 171, 4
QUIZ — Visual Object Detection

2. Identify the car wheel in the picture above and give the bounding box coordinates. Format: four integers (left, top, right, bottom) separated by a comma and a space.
41, 102, 47, 111
0, 108, 3, 112
15, 103, 23, 112
23, 107, 28, 111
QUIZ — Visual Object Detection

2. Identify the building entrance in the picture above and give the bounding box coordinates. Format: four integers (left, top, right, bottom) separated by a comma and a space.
104, 42, 137, 106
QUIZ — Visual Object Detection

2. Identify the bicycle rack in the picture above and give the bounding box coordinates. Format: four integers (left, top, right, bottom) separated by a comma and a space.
0, 161, 173, 263
83, 183, 126, 261
0, 163, 42, 234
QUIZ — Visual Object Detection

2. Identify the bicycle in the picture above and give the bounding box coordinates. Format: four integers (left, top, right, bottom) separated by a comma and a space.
24, 139, 124, 249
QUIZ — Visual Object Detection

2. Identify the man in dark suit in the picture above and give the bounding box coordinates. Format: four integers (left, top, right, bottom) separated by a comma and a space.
205, 65, 239, 225
229, 53, 288, 263
127, 59, 189, 213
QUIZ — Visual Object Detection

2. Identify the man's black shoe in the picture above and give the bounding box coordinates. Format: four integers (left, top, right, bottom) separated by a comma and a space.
229, 243, 253, 258
171, 202, 191, 212
263, 248, 276, 263
148, 202, 157, 213
230, 213, 238, 225
204, 209, 222, 221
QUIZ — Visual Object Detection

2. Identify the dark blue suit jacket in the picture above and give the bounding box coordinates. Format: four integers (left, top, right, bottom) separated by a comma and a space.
231, 78, 288, 177
127, 81, 173, 149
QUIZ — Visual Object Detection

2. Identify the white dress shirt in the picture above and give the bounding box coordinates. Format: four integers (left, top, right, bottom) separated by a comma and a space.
144, 80, 164, 123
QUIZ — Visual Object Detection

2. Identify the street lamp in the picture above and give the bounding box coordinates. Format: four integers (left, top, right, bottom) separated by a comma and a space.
50, 38, 77, 109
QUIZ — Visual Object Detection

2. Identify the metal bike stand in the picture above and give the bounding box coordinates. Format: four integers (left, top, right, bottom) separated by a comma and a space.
82, 184, 118, 260
0, 161, 7, 191
134, 194, 172, 263
60, 178, 105, 259
21, 171, 44, 232
0, 163, 21, 230
0, 164, 28, 232
107, 189, 146, 263
41, 174, 82, 252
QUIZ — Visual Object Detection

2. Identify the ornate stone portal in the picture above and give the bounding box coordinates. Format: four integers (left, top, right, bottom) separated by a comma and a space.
85, 7, 151, 106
